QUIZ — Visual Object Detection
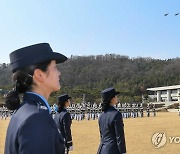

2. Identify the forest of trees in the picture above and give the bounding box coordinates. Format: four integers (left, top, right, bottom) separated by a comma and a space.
0, 54, 180, 105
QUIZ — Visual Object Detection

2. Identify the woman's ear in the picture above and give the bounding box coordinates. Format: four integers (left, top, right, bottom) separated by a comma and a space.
110, 97, 116, 105
33, 69, 46, 82
112, 97, 115, 101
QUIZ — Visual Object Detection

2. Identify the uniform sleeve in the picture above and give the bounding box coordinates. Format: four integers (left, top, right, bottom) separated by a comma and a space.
17, 112, 63, 154
98, 116, 102, 139
113, 112, 126, 153
63, 112, 73, 148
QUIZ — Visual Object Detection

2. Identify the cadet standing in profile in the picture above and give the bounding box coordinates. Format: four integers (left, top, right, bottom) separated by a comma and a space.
5, 43, 67, 154
54, 94, 73, 153
146, 104, 150, 117
97, 87, 126, 154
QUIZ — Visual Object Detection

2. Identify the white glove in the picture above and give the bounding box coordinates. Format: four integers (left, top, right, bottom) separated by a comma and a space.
68, 146, 74, 151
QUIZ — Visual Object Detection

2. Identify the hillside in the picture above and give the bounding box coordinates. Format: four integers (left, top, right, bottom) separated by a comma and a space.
0, 55, 180, 104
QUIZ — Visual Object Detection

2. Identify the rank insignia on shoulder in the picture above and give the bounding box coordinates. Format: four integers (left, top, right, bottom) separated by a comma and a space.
40, 105, 48, 110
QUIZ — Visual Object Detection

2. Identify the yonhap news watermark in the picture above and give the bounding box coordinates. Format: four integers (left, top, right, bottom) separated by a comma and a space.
152, 132, 180, 148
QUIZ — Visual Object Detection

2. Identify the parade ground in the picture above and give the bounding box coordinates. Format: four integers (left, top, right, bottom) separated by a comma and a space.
1, 112, 180, 154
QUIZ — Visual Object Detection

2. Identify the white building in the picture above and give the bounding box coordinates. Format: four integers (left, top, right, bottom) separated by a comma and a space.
147, 85, 180, 106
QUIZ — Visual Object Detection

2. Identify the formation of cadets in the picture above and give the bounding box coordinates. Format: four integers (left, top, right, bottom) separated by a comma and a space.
7, 102, 180, 120
0, 106, 13, 120
68, 102, 102, 120
178, 104, 180, 116
6, 102, 180, 120
118, 103, 156, 118
1, 103, 156, 121
50, 102, 156, 121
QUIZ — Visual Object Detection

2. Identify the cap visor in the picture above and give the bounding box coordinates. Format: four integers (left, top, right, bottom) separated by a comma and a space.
52, 52, 68, 63
115, 92, 120, 95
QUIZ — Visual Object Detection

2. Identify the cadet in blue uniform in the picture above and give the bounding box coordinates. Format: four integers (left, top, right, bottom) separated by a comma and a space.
54, 94, 73, 153
5, 43, 67, 154
97, 88, 126, 154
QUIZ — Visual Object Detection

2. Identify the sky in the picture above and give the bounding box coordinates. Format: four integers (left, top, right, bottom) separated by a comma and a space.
0, 0, 179, 63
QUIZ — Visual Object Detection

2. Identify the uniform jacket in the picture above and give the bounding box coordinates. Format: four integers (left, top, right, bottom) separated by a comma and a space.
97, 106, 126, 154
54, 108, 73, 148
5, 92, 65, 154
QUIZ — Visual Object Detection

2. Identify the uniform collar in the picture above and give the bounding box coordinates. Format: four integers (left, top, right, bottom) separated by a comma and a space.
108, 105, 116, 110
58, 107, 67, 113
23, 92, 51, 114
62, 107, 67, 112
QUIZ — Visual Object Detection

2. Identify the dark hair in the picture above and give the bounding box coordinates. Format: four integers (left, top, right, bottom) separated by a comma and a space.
57, 101, 66, 113
101, 97, 114, 111
5, 60, 51, 110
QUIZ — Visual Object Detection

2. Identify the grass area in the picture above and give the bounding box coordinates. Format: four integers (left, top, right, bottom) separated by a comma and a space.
1, 112, 180, 154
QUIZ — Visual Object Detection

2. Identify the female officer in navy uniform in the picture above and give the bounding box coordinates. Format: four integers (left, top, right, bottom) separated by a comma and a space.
54, 94, 73, 153
97, 88, 126, 154
5, 43, 67, 154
